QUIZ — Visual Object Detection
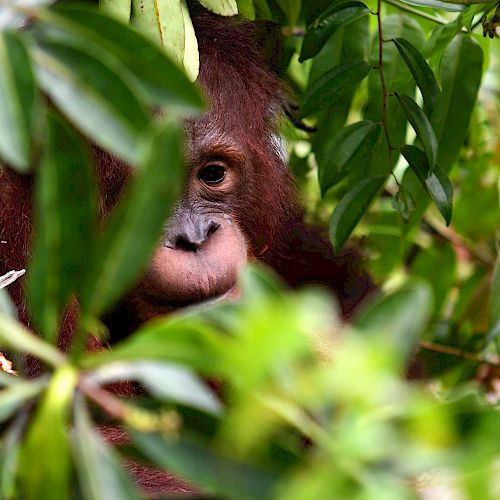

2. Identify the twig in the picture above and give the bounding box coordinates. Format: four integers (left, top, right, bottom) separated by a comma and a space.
419, 340, 500, 366
79, 379, 129, 421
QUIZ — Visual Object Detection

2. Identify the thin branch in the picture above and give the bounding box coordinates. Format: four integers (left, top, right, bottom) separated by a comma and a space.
79, 379, 129, 421
419, 340, 500, 367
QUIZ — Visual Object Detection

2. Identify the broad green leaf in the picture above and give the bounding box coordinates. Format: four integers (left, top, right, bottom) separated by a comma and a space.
276, 0, 301, 25
300, 2, 369, 61
197, 0, 238, 15
425, 20, 459, 78
72, 397, 140, 500
86, 361, 221, 414
392, 38, 439, 116
354, 282, 433, 365
431, 34, 483, 170
392, 184, 416, 222
34, 41, 151, 164
0, 379, 46, 424
362, 14, 425, 179
300, 60, 371, 118
99, 0, 131, 21
396, 93, 438, 169
181, 0, 199, 81
318, 121, 381, 195
0, 32, 36, 172
488, 257, 500, 340
236, 0, 256, 19
401, 145, 453, 225
0, 411, 28, 500
399, 0, 464, 11
411, 244, 456, 314
43, 5, 204, 111
27, 113, 95, 342
20, 365, 77, 500
132, 432, 277, 497
82, 317, 223, 373
0, 313, 65, 367
329, 176, 385, 253
80, 123, 183, 318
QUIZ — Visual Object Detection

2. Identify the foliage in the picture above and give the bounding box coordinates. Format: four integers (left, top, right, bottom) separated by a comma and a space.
0, 0, 499, 498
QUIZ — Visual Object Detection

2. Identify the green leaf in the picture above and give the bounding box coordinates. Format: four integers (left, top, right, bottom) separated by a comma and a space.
431, 34, 483, 170
34, 40, 151, 164
0, 411, 29, 500
44, 5, 204, 111
399, 0, 464, 11
0, 289, 17, 318
0, 379, 46, 424
79, 123, 183, 318
99, 0, 131, 21
300, 60, 371, 118
27, 113, 96, 342
488, 256, 500, 340
0, 313, 65, 367
275, 0, 301, 25
318, 120, 381, 195
197, 0, 238, 15
396, 93, 438, 170
132, 432, 277, 497
329, 176, 385, 253
72, 397, 140, 500
354, 282, 433, 365
0, 32, 36, 172
299, 1, 369, 61
392, 184, 416, 222
236, 0, 256, 19
392, 38, 439, 116
401, 145, 453, 225
86, 361, 221, 414
20, 365, 77, 500
180, 0, 200, 81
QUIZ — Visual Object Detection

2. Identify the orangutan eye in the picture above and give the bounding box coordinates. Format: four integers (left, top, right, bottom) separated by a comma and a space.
198, 164, 227, 186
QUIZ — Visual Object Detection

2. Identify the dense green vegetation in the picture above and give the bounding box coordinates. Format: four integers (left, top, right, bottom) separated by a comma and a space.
0, 0, 499, 497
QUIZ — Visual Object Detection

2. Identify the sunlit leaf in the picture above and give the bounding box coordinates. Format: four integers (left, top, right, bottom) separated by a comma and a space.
299, 1, 369, 61
396, 93, 438, 170
181, 0, 200, 81
329, 176, 385, 253
0, 289, 17, 318
27, 112, 95, 342
300, 60, 371, 118
0, 31, 36, 172
99, 0, 131, 21
72, 397, 140, 500
318, 120, 381, 195
79, 123, 183, 319
392, 38, 439, 116
86, 361, 222, 414
34, 41, 151, 164
197, 0, 238, 15
399, 0, 464, 12
0, 379, 46, 424
401, 145, 453, 225
20, 365, 77, 500
43, 5, 203, 111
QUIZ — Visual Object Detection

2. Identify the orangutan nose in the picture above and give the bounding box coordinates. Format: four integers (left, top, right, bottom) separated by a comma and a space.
167, 220, 220, 252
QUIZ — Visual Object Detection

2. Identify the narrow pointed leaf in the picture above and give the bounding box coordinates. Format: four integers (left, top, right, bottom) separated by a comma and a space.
27, 113, 96, 342
44, 5, 203, 111
0, 32, 36, 172
0, 313, 65, 367
0, 379, 46, 424
20, 365, 77, 500
80, 123, 183, 318
401, 145, 452, 225
399, 0, 464, 12
396, 93, 438, 169
318, 121, 381, 195
35, 41, 151, 164
300, 1, 369, 61
73, 398, 140, 500
392, 37, 438, 116
301, 60, 371, 118
329, 176, 385, 253
197, 0, 238, 15
181, 0, 199, 81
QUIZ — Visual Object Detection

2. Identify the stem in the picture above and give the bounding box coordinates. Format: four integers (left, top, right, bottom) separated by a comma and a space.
79, 379, 129, 420
419, 340, 500, 367
382, 0, 448, 24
